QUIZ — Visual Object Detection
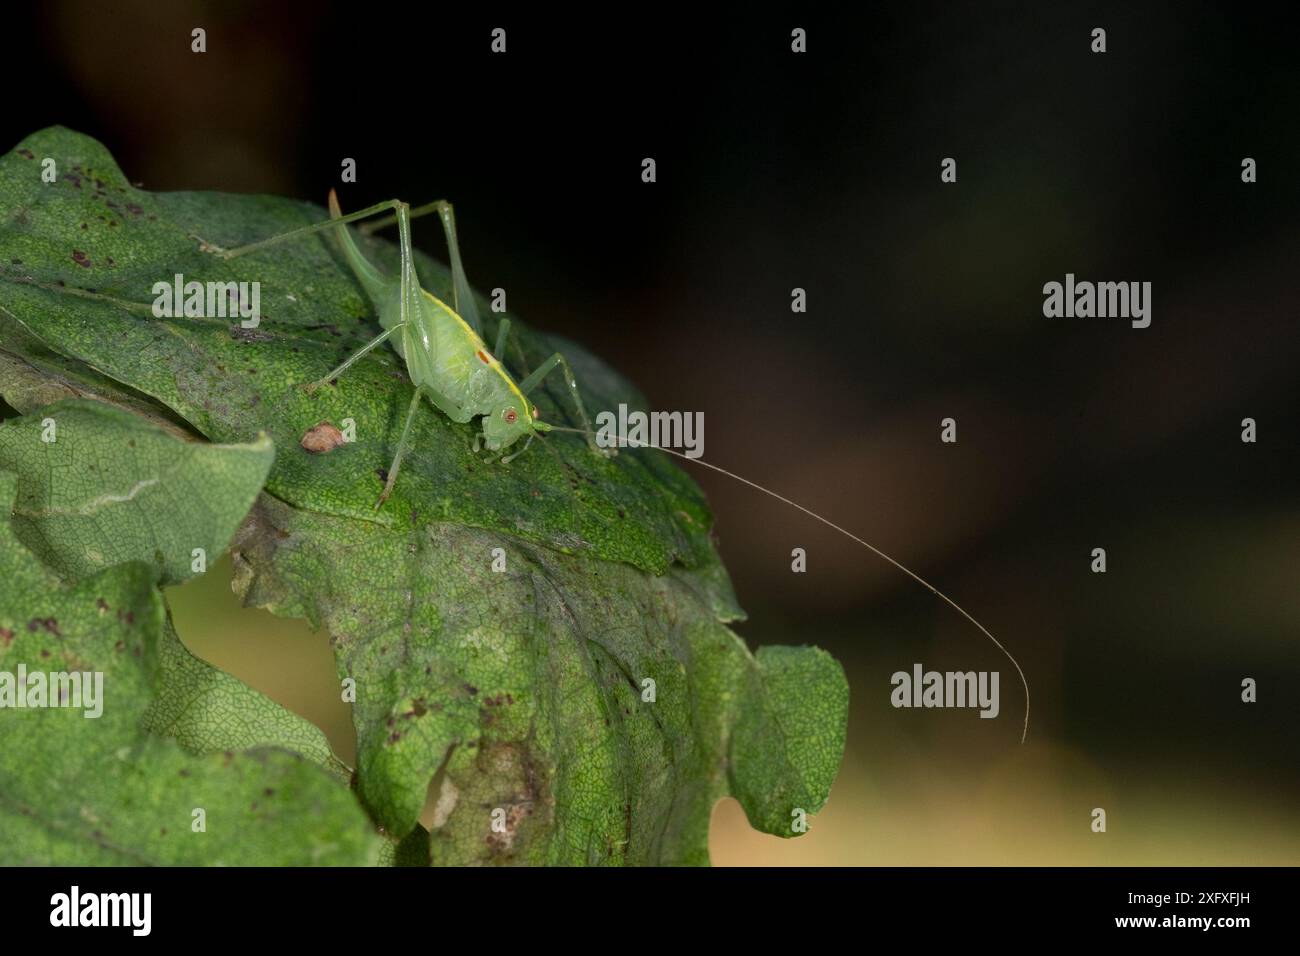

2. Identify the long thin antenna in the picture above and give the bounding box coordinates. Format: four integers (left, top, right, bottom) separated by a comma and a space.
547, 425, 1029, 743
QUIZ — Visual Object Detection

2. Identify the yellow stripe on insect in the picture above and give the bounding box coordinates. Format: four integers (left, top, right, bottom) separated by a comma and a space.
419, 287, 531, 410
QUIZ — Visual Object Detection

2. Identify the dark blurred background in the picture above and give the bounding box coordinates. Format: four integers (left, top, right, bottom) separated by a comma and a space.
4, 1, 1297, 863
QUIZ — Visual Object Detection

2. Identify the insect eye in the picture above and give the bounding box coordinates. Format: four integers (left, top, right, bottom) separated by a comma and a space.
504, 408, 518, 424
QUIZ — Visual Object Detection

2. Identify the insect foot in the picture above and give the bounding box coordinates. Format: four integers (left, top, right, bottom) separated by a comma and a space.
192, 235, 228, 256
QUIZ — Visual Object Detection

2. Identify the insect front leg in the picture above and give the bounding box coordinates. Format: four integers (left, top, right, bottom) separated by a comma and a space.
517, 351, 613, 457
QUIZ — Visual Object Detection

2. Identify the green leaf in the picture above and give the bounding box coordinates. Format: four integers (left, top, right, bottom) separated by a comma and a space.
0, 398, 273, 585
729, 645, 851, 834
233, 494, 846, 862
0, 396, 344, 776
0, 315, 192, 429
142, 615, 349, 780
0, 128, 849, 865
0, 473, 381, 865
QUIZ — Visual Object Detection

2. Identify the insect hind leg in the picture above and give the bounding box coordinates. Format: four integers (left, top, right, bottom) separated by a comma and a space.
205, 197, 406, 261
361, 199, 482, 336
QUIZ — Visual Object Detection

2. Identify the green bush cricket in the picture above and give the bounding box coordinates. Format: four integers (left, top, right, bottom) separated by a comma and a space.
204, 190, 610, 507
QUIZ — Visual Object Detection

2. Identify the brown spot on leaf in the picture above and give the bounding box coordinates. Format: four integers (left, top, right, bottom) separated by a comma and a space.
300, 421, 346, 454
71, 250, 91, 268
231, 326, 273, 343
